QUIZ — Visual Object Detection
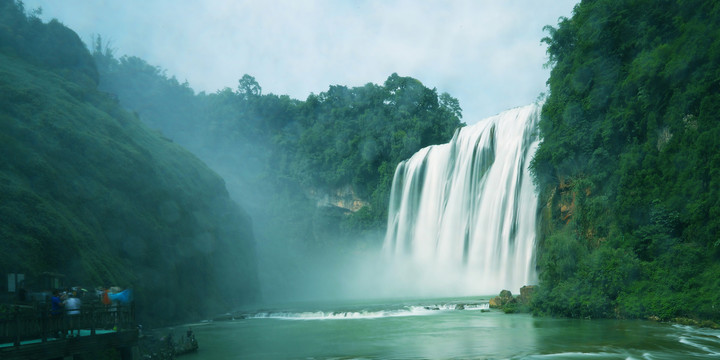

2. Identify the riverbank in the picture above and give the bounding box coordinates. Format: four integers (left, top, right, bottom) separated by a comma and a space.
488, 288, 720, 330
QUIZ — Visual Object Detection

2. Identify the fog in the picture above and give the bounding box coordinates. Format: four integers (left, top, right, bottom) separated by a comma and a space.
23, 1, 579, 306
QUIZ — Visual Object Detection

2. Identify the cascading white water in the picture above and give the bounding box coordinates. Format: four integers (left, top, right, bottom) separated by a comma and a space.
383, 103, 541, 295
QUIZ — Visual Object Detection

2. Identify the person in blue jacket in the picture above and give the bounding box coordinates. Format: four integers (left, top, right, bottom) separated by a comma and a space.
50, 289, 65, 338
50, 289, 64, 316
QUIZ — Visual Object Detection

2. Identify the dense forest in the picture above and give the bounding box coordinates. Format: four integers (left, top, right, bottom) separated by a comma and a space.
1, 0, 464, 305
90, 39, 464, 299
91, 44, 463, 232
532, 0, 720, 323
6, 0, 719, 327
0, 0, 259, 326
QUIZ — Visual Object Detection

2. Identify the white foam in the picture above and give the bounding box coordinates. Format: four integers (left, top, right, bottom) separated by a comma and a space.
678, 336, 720, 356
248, 302, 489, 320
524, 352, 618, 358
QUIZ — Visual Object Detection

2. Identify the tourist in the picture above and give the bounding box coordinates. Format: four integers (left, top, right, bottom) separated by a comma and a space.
50, 289, 64, 316
66, 290, 82, 337
65, 290, 81, 315
50, 289, 64, 338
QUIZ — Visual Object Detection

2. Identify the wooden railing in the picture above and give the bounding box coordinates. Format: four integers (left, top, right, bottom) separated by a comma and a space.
0, 301, 136, 346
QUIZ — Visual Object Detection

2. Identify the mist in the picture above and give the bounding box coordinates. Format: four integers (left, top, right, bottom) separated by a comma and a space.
23, 1, 578, 309
8, 0, 720, 358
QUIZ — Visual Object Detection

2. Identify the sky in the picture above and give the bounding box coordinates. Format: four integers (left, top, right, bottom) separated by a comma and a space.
25, 0, 578, 123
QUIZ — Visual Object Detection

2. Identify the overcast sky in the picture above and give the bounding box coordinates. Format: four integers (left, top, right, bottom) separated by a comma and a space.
25, 0, 577, 123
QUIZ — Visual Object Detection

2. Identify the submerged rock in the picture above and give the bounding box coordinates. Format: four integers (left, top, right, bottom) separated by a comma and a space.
139, 328, 198, 359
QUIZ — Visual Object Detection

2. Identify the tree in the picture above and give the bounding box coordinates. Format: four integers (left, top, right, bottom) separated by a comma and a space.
238, 74, 261, 100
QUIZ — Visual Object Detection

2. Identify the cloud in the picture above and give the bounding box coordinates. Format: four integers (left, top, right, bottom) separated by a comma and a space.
25, 0, 576, 122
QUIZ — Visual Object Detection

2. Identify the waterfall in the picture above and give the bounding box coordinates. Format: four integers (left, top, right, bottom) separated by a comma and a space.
383, 104, 541, 295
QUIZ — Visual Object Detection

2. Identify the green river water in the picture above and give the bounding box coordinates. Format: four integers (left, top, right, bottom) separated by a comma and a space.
177, 296, 720, 359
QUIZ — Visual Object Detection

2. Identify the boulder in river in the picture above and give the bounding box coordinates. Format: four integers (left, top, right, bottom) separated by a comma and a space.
489, 290, 515, 308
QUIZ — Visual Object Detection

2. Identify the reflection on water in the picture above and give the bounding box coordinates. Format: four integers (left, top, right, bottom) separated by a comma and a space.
177, 297, 720, 359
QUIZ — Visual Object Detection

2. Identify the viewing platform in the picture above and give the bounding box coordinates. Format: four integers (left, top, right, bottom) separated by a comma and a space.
0, 302, 138, 360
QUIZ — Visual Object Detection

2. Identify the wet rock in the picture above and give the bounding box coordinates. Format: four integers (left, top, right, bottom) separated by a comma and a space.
490, 289, 515, 308
519, 285, 536, 306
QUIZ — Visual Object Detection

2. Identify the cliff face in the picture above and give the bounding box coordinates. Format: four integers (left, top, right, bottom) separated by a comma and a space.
531, 0, 720, 320
308, 185, 370, 213
0, 2, 259, 326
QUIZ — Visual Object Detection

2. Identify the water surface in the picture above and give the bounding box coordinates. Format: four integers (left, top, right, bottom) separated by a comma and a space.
178, 297, 720, 359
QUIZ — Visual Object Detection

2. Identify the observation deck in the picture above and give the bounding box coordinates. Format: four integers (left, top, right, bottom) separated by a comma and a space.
0, 302, 138, 360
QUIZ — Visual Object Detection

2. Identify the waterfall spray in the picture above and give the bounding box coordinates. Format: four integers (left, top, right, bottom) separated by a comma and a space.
383, 104, 541, 295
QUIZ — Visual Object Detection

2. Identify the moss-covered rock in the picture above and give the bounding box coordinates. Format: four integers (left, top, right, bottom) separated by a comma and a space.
490, 288, 534, 314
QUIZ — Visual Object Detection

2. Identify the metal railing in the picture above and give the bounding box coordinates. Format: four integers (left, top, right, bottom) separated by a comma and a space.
0, 301, 135, 346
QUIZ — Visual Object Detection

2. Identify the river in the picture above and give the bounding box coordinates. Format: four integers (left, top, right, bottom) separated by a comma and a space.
176, 296, 720, 359
180, 106, 716, 359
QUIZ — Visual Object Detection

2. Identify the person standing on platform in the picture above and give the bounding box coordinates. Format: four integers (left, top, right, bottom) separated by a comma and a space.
50, 289, 65, 338
65, 290, 82, 337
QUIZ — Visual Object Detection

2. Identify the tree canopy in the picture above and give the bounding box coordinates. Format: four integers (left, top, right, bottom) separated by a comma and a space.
532, 0, 720, 322
92, 41, 464, 239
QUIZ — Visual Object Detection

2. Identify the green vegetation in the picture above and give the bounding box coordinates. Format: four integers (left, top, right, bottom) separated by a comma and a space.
532, 0, 720, 322
91, 43, 464, 245
0, 0, 259, 326
0, 0, 463, 311
277, 75, 462, 229
0, 0, 97, 85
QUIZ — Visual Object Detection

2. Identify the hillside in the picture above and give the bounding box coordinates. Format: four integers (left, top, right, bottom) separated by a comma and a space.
91, 47, 464, 232
90, 42, 464, 299
532, 0, 720, 322
0, 0, 259, 326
